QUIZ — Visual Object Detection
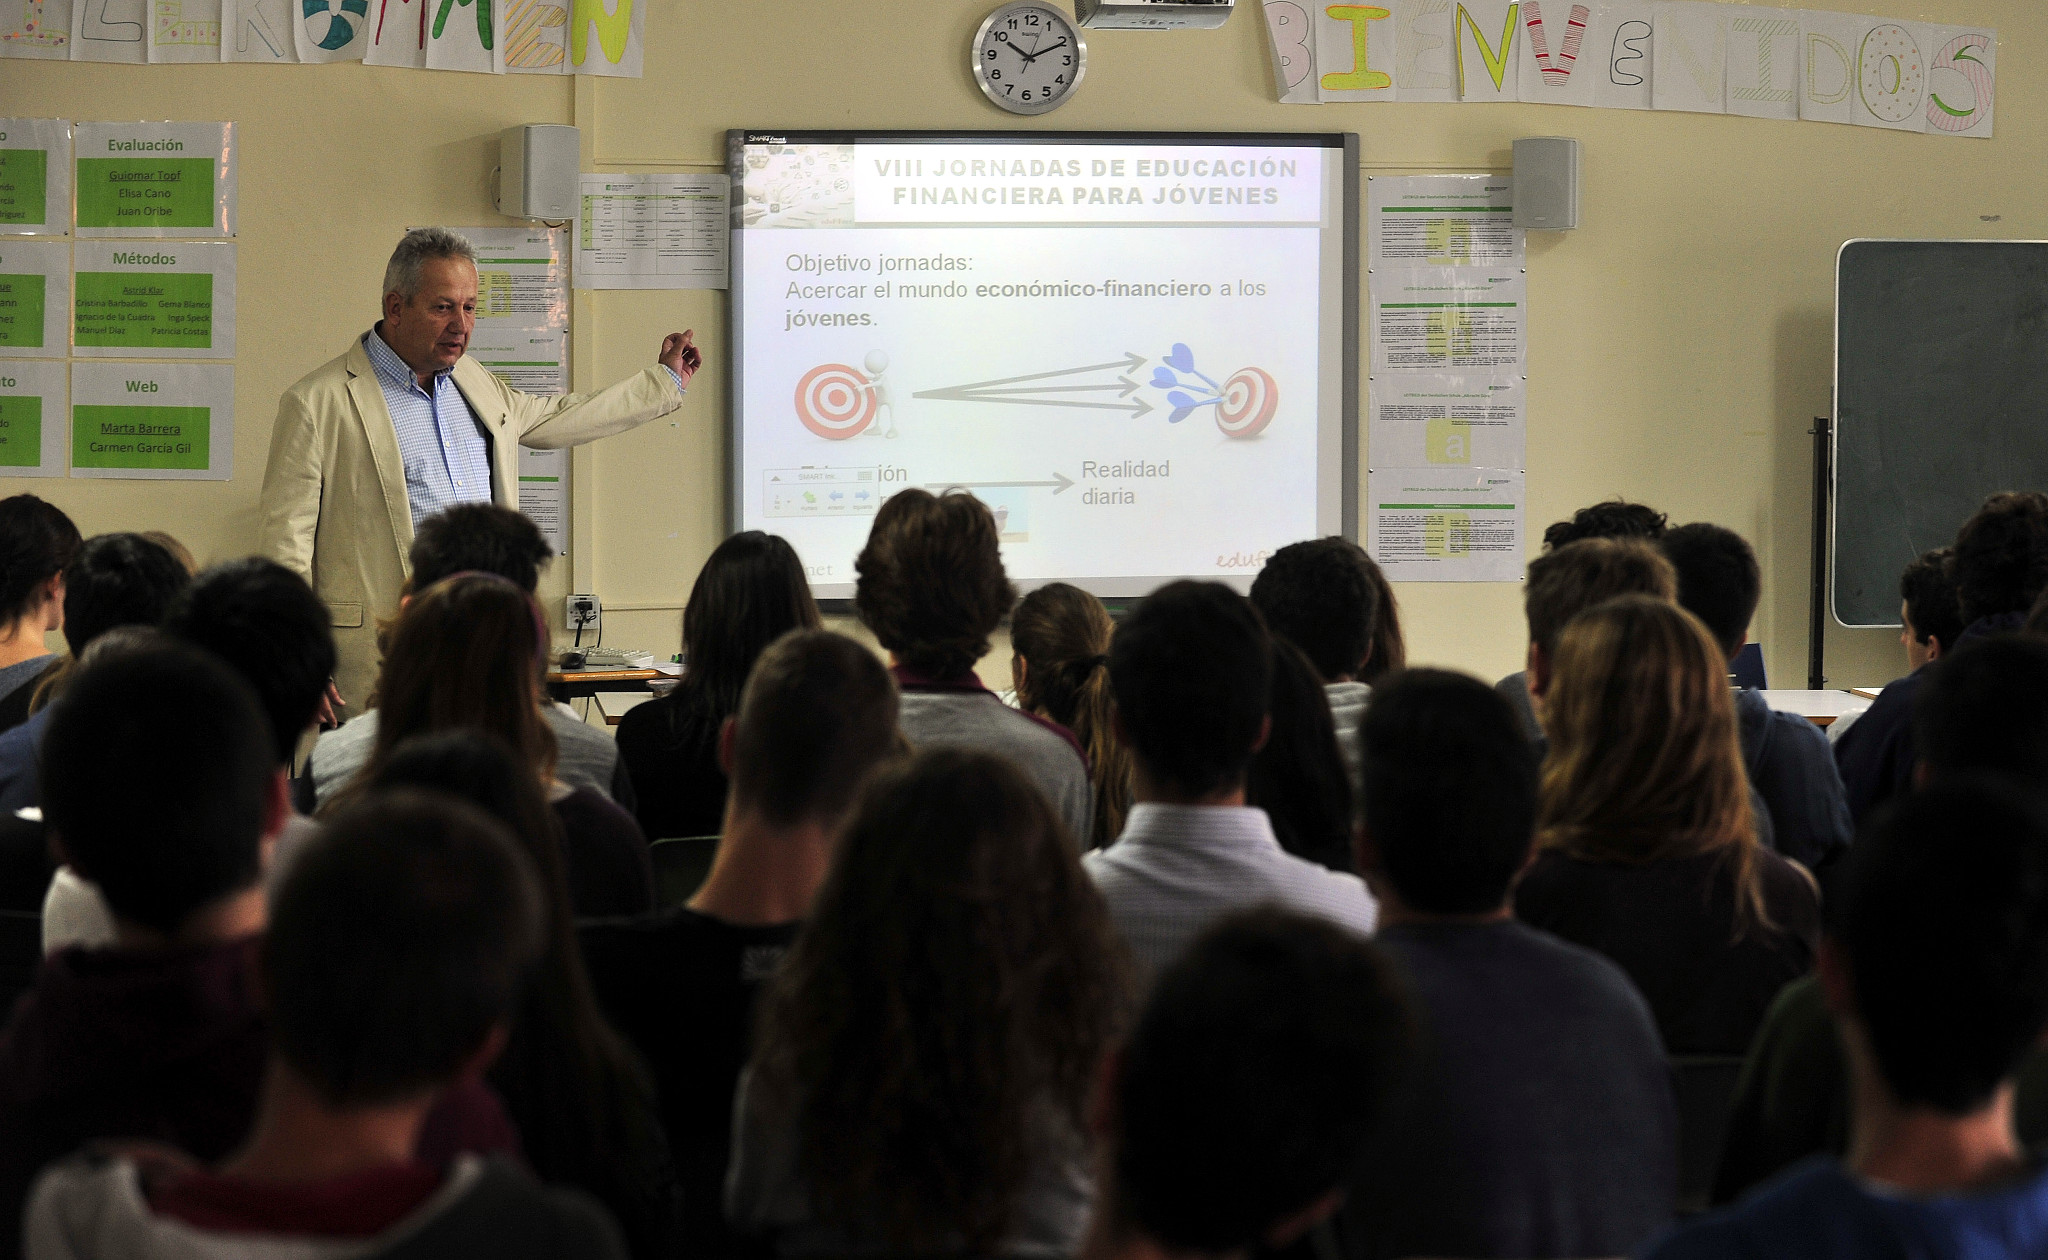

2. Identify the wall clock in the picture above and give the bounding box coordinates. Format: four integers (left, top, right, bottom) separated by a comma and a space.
972, 3, 1086, 115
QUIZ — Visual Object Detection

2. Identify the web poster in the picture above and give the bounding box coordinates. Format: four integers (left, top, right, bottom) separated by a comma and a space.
474, 325, 571, 555
457, 226, 568, 334
574, 173, 729, 289
0, 359, 67, 476
0, 119, 72, 234
73, 121, 235, 237
1366, 174, 1519, 271
1367, 373, 1524, 468
1367, 466, 1526, 583
69, 360, 233, 480
0, 240, 70, 356
71, 240, 235, 357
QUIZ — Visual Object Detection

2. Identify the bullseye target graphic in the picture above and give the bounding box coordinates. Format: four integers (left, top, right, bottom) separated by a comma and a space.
794, 364, 876, 440
1215, 368, 1278, 439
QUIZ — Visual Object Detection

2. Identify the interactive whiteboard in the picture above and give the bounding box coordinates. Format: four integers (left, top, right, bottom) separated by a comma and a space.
727, 130, 1359, 600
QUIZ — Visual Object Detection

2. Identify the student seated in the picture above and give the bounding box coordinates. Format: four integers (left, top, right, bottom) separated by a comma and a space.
1246, 639, 1355, 873
1837, 491, 2048, 822
309, 503, 631, 807
1012, 582, 1131, 848
582, 630, 899, 1258
1346, 668, 1676, 1259
0, 646, 515, 1260
615, 530, 822, 840
42, 559, 337, 953
1712, 633, 2048, 1204
369, 734, 681, 1259
1646, 780, 2048, 1260
0, 496, 80, 734
25, 790, 625, 1260
1497, 499, 1670, 738
1513, 596, 1820, 1055
1357, 554, 1406, 686
0, 533, 190, 813
1512, 536, 1676, 747
1085, 581, 1375, 984
854, 489, 1092, 844
1661, 523, 1853, 871
1249, 537, 1384, 803
727, 748, 1127, 1258
1080, 910, 1411, 1260
1831, 549, 1965, 747
335, 573, 653, 917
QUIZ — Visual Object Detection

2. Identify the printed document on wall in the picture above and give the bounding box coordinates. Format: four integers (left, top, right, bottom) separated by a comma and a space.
1368, 466, 1525, 582
1371, 269, 1525, 373
476, 330, 571, 554
574, 173, 729, 289
449, 226, 568, 333
1368, 373, 1524, 468
1366, 174, 1519, 270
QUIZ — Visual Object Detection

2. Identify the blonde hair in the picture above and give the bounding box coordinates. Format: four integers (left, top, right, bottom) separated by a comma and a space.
1537, 595, 1774, 931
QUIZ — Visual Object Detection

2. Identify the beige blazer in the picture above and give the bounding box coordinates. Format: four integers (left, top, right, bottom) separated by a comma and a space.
257, 333, 683, 711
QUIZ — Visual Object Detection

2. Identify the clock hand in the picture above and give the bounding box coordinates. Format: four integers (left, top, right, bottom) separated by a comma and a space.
1019, 37, 1067, 63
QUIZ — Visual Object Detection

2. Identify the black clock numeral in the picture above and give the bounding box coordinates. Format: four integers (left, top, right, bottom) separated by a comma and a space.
1055, 74, 1064, 84
1026, 11, 1038, 23
1062, 54, 1072, 64
989, 67, 1001, 79
985, 47, 996, 58
995, 28, 1007, 39
1022, 89, 1033, 100
1005, 16, 1017, 27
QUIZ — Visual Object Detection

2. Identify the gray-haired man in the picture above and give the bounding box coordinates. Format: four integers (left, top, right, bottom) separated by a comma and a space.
258, 228, 702, 713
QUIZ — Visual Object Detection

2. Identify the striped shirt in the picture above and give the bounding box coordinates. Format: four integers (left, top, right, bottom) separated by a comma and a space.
363, 328, 494, 528
1085, 802, 1378, 986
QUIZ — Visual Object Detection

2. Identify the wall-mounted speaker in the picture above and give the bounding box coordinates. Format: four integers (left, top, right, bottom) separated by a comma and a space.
1512, 137, 1580, 231
498, 124, 581, 221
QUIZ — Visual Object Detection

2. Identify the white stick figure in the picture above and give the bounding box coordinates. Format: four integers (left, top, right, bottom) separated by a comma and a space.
862, 350, 897, 438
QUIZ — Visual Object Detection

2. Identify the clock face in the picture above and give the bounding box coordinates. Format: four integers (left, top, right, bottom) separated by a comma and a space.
973, 4, 1086, 115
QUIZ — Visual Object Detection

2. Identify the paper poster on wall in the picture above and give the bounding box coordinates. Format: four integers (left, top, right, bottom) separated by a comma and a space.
0, 119, 72, 234
360, 0, 423, 63
502, 0, 565, 70
1396, 0, 1459, 102
69, 360, 233, 481
1724, 9, 1799, 121
69, 0, 146, 61
1256, 0, 1318, 104
72, 241, 235, 358
424, 0, 502, 73
1454, 0, 1520, 101
293, 0, 368, 62
516, 445, 568, 553
74, 122, 235, 238
458, 226, 568, 331
0, 241, 70, 357
1594, 0, 1655, 109
1306, 2, 1392, 103
473, 326, 566, 394
565, 0, 637, 77
1372, 270, 1527, 373
574, 174, 729, 290
220, 0, 293, 58
1652, 1, 1726, 113
1515, 1, 1598, 107
1368, 374, 1525, 468
0, 0, 73, 57
1924, 25, 1994, 137
1368, 465, 1525, 582
1843, 16, 1932, 134
0, 360, 67, 477
1367, 174, 1518, 270
148, 0, 219, 60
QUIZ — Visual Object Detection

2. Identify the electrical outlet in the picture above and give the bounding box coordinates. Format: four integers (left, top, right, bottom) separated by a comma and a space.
565, 594, 601, 632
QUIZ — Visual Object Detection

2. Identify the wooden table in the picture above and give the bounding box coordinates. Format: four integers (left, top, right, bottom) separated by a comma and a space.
545, 667, 661, 705
1758, 689, 1877, 729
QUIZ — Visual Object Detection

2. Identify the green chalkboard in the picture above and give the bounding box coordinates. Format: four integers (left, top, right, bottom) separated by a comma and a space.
1834, 240, 2048, 626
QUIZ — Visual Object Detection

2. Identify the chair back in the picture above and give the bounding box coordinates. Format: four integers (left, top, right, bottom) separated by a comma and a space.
650, 836, 721, 909
1671, 1054, 1747, 1216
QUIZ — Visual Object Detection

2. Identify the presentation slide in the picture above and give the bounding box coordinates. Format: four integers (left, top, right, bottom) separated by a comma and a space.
728, 131, 1356, 600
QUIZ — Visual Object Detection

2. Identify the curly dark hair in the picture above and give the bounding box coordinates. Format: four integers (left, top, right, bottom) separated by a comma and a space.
1541, 499, 1668, 551
855, 489, 1015, 679
750, 748, 1129, 1254
1952, 492, 2048, 625
1249, 537, 1379, 682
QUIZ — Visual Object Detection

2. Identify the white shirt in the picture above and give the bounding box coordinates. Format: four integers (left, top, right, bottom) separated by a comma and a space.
1084, 802, 1377, 985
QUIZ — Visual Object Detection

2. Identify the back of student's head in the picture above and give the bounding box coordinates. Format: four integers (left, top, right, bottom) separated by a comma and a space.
1114, 909, 1411, 1253
730, 629, 900, 829
754, 747, 1125, 1254
1249, 538, 1379, 682
163, 559, 337, 767
1522, 538, 1676, 661
1903, 548, 1965, 652
367, 573, 555, 786
1357, 557, 1405, 686
678, 530, 823, 723
1913, 634, 2048, 785
854, 489, 1014, 679
1830, 780, 2048, 1114
1111, 581, 1271, 798
1660, 522, 1761, 658
61, 533, 190, 655
0, 494, 81, 628
1012, 582, 1129, 844
1362, 669, 1537, 915
267, 790, 542, 1106
41, 643, 274, 935
1541, 499, 1668, 551
1246, 639, 1353, 873
1952, 491, 2048, 625
408, 503, 555, 593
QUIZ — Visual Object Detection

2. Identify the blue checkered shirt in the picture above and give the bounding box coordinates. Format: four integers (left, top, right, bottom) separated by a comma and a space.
364, 329, 494, 528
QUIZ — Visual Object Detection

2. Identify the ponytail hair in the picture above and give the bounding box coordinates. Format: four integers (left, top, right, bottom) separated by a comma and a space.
1012, 584, 1132, 846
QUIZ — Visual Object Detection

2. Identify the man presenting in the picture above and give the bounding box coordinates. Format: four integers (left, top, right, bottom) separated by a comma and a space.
259, 227, 701, 712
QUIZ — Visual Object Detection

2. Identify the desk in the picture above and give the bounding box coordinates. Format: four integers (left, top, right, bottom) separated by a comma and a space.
596, 691, 657, 726
1759, 689, 1874, 729
546, 668, 660, 705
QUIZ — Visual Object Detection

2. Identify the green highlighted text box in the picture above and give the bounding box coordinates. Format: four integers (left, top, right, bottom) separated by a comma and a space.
75, 272, 214, 349
0, 396, 42, 468
75, 158, 215, 229
73, 405, 209, 470
0, 150, 49, 227
0, 273, 46, 348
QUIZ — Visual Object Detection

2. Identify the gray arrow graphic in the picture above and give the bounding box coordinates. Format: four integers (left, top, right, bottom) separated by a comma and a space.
925, 471, 1077, 495
914, 393, 1155, 419
948, 375, 1143, 399
913, 352, 1146, 400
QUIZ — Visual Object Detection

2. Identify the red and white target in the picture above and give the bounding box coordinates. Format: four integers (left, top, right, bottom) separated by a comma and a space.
1215, 368, 1278, 439
794, 364, 875, 440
